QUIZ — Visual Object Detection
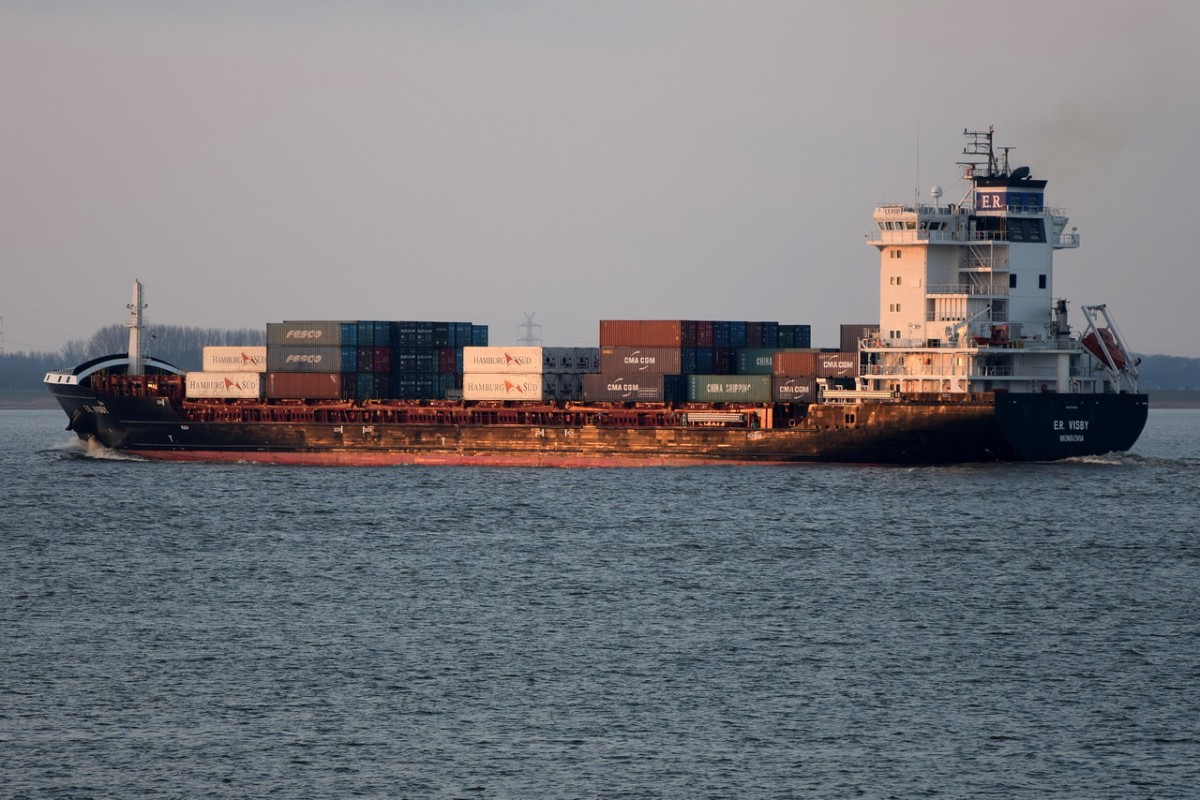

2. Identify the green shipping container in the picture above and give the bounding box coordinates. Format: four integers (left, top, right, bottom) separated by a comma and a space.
687, 374, 773, 403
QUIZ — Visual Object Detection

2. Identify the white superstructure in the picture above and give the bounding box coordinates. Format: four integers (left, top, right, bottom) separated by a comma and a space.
861, 127, 1137, 396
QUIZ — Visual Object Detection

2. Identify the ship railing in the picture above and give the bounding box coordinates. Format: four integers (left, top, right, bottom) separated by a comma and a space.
927, 284, 1009, 296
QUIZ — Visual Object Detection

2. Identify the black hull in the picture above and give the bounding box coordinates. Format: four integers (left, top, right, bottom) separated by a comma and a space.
48, 382, 1148, 466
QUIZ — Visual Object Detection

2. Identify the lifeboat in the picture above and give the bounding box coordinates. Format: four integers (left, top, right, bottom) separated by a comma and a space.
1082, 327, 1127, 371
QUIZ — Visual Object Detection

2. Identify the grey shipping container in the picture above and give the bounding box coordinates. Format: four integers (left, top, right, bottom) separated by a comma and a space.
267, 321, 349, 347
582, 373, 687, 403
267, 346, 343, 373
599, 346, 682, 374
840, 323, 877, 353
772, 376, 817, 403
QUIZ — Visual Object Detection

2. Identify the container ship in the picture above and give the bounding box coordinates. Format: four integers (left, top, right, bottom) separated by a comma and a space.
45, 129, 1148, 465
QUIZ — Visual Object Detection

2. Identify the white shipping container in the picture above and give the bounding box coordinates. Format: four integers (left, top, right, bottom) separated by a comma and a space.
185, 372, 263, 399
462, 373, 544, 401
202, 346, 267, 373
462, 347, 586, 374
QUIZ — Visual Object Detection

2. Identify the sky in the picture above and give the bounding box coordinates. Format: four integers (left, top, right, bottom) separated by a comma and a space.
3, 0, 1199, 357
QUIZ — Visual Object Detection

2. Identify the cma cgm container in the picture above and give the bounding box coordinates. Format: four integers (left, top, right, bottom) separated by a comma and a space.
264, 372, 343, 399
267, 321, 353, 347
185, 372, 263, 399
773, 351, 859, 378
582, 374, 687, 403
772, 376, 817, 403
202, 346, 267, 373
267, 346, 343, 373
462, 373, 544, 401
687, 375, 773, 403
599, 346, 682, 374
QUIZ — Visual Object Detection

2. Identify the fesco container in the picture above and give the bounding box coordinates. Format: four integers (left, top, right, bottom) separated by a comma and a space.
687, 374, 773, 403
772, 376, 817, 403
265, 372, 343, 399
598, 346, 682, 374
267, 346, 343, 373
202, 346, 267, 373
185, 372, 263, 399
582, 373, 687, 403
462, 373, 544, 401
267, 321, 349, 347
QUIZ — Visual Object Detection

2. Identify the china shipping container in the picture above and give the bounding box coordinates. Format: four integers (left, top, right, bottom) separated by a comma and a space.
581, 373, 688, 403
265, 372, 343, 399
772, 376, 817, 403
599, 320, 684, 347
687, 374, 773, 403
736, 348, 814, 375
267, 346, 343, 373
599, 346, 682, 374
267, 321, 352, 348
185, 372, 264, 399
462, 373, 544, 401
201, 346, 268, 373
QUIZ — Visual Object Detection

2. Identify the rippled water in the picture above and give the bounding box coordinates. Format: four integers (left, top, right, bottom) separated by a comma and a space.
3, 408, 1198, 798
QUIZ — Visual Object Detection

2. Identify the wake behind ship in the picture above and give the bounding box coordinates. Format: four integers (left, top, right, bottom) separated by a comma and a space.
45, 129, 1148, 465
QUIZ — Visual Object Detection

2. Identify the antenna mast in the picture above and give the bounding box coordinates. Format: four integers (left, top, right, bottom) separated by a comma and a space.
127, 280, 146, 376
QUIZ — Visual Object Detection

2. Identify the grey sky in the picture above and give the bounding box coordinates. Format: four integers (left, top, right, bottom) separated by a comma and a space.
4, 1, 1198, 357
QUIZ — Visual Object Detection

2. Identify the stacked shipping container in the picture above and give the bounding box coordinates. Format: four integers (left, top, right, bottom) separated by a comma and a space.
586, 320, 831, 404
461, 347, 600, 401
185, 346, 268, 399
262, 320, 487, 401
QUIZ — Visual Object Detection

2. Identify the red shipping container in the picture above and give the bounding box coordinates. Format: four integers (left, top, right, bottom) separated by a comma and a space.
773, 352, 819, 377
265, 372, 344, 399
599, 320, 683, 347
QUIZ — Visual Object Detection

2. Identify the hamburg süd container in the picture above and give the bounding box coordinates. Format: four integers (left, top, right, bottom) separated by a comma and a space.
185, 372, 263, 399
201, 346, 267, 373
462, 373, 545, 401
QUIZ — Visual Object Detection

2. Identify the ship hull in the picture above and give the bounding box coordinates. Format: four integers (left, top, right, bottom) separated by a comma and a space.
48, 382, 1148, 466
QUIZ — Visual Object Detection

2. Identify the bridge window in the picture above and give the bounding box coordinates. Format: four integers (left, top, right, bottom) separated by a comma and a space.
1039, 274, 1047, 289
1009, 274, 1018, 289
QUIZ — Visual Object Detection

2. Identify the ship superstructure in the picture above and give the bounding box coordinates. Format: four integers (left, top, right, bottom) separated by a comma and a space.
862, 127, 1138, 396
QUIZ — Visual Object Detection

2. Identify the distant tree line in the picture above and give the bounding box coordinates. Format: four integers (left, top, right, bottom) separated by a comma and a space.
1, 324, 264, 394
